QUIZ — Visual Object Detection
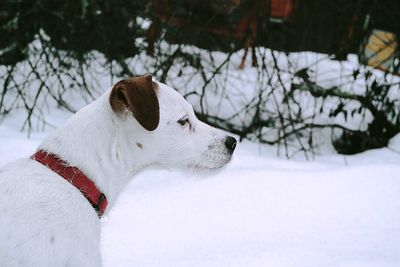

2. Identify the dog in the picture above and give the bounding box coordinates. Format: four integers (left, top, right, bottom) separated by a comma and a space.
0, 74, 237, 267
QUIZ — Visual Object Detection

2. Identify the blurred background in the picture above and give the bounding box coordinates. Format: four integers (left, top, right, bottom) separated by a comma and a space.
0, 0, 399, 157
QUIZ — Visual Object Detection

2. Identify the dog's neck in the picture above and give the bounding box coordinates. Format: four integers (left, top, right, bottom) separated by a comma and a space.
38, 92, 146, 210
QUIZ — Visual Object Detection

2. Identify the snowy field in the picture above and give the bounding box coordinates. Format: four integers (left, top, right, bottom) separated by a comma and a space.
1, 108, 400, 267
1, 43, 399, 266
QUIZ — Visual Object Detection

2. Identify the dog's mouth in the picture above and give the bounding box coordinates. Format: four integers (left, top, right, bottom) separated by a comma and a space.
186, 153, 233, 173
188, 163, 224, 171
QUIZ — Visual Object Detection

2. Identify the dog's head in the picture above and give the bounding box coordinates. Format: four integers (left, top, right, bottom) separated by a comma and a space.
109, 75, 236, 172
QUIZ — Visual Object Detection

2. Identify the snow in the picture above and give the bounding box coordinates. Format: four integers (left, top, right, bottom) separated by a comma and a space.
1, 112, 400, 266
101, 143, 400, 267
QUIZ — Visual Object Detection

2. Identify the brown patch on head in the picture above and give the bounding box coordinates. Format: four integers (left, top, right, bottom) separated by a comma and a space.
110, 74, 160, 131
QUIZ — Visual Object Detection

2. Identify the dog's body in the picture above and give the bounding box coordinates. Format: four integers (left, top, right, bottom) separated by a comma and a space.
0, 75, 236, 266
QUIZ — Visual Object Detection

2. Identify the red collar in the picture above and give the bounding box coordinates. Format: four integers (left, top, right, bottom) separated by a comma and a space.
32, 150, 108, 218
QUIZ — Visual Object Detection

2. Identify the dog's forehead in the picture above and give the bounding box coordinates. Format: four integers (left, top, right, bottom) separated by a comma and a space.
156, 82, 191, 113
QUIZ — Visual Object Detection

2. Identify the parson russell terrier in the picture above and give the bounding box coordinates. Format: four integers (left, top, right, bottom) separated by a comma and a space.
0, 75, 237, 267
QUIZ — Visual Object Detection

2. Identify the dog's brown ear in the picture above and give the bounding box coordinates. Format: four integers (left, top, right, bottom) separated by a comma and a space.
110, 75, 160, 131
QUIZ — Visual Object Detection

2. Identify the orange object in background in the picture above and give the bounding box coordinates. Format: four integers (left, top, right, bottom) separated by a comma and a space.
360, 29, 399, 75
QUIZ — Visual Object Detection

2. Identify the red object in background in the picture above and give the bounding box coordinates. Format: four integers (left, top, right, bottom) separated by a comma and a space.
270, 0, 294, 20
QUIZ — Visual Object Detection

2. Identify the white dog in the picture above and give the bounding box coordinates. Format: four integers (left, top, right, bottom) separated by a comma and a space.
0, 75, 236, 267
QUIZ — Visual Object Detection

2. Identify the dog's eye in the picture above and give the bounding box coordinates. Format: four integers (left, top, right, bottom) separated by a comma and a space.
177, 117, 189, 126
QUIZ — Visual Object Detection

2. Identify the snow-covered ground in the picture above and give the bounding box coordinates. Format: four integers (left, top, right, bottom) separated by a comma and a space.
1, 106, 400, 267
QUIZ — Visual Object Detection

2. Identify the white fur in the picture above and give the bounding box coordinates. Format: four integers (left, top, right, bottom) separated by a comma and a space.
0, 80, 234, 266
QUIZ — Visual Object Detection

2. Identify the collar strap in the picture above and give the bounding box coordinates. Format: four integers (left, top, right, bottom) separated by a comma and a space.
32, 150, 108, 218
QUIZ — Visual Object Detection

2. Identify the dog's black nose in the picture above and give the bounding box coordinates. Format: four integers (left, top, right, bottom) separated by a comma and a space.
224, 136, 237, 152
